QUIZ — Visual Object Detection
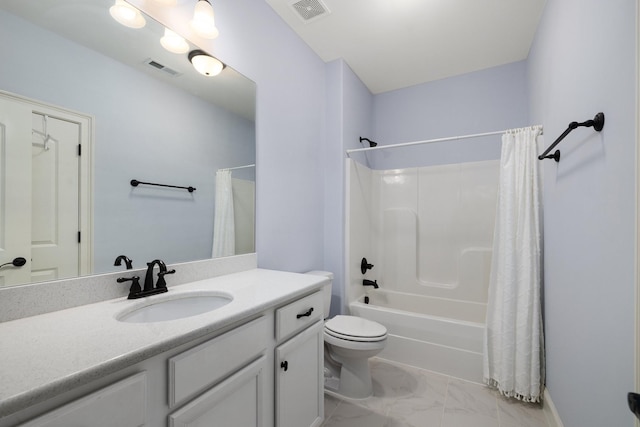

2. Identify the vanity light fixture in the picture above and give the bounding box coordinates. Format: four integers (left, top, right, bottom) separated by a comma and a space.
160, 28, 189, 54
109, 0, 146, 29
190, 0, 219, 39
188, 50, 225, 76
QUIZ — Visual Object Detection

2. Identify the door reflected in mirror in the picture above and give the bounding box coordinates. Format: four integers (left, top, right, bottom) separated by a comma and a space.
0, 0, 256, 288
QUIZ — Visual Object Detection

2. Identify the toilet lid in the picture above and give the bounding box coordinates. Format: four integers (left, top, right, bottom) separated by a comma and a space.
325, 315, 387, 340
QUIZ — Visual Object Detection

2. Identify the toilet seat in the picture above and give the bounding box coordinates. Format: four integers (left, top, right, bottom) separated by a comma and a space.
324, 315, 387, 342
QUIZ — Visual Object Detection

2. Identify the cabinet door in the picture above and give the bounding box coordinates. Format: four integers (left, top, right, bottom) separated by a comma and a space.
19, 373, 147, 427
169, 356, 266, 427
275, 321, 324, 427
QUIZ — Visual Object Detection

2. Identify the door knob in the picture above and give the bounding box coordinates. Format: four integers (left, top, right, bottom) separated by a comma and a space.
0, 257, 27, 269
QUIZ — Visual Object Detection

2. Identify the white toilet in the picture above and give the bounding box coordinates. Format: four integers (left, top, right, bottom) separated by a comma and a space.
307, 271, 387, 399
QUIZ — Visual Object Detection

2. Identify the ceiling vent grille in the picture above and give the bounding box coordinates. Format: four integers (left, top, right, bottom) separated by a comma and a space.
143, 58, 181, 77
290, 0, 330, 23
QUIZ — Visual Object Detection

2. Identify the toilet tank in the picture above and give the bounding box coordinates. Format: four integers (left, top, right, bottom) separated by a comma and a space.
306, 271, 333, 319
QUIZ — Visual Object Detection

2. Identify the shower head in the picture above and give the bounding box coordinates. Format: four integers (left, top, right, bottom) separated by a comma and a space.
359, 137, 377, 148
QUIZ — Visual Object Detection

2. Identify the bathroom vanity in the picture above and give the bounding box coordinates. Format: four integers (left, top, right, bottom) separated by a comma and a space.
0, 268, 326, 427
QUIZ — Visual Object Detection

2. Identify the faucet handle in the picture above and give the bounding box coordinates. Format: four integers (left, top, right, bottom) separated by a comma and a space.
117, 276, 141, 299
361, 257, 374, 274
156, 269, 176, 290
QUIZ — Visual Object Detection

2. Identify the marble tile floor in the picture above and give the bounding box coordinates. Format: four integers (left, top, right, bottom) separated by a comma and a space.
322, 358, 549, 427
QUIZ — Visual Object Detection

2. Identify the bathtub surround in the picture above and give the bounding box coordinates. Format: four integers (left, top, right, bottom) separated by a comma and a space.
483, 127, 544, 403
346, 158, 499, 382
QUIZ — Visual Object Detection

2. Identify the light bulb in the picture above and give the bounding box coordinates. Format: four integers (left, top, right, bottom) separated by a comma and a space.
109, 0, 146, 29
160, 28, 189, 54
190, 0, 219, 39
189, 50, 224, 76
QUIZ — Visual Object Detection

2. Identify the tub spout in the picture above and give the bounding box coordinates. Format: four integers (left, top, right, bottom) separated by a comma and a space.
363, 279, 379, 289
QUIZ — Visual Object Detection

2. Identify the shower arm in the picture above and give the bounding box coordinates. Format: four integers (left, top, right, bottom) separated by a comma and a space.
359, 137, 377, 148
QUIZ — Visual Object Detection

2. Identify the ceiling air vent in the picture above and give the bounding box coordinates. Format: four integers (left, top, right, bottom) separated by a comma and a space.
143, 58, 181, 77
289, 0, 330, 23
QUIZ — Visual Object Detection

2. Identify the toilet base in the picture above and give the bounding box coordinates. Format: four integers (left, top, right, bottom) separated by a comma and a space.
324, 385, 372, 402
324, 351, 375, 399
337, 358, 373, 399
323, 321, 387, 400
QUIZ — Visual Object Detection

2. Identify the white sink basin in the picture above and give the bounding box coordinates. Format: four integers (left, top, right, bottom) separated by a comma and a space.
117, 292, 233, 323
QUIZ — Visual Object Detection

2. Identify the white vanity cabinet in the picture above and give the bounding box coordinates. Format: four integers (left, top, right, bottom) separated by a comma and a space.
274, 291, 324, 427
2, 284, 326, 427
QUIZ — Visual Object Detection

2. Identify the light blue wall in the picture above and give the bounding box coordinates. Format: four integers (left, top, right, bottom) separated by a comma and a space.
527, 0, 637, 425
370, 61, 529, 169
195, 0, 328, 273
0, 10, 255, 273
325, 59, 374, 316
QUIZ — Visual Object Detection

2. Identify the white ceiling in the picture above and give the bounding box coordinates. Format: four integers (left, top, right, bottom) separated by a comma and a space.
265, 0, 547, 94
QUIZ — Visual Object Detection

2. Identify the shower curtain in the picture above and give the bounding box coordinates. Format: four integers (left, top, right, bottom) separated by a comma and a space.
212, 170, 235, 257
483, 126, 544, 402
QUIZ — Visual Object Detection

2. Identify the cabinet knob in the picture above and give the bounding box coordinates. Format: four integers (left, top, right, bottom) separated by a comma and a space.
280, 361, 288, 371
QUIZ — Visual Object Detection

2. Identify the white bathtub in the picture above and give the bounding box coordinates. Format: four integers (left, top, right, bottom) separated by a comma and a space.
350, 289, 486, 383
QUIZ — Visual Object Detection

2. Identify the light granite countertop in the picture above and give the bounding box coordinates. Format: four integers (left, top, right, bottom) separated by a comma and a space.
0, 268, 328, 418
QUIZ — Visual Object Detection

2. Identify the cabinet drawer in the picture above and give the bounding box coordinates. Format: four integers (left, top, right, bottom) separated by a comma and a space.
169, 316, 268, 408
20, 372, 146, 427
276, 291, 323, 342
169, 356, 266, 427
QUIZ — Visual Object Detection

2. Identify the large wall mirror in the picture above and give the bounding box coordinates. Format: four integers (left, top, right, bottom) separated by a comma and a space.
0, 0, 256, 288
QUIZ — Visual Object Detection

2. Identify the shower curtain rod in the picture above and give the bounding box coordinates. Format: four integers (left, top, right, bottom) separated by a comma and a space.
219, 163, 256, 171
345, 127, 543, 157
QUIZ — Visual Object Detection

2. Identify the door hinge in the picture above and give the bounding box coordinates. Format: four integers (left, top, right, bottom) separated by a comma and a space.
78, 231, 81, 243
78, 144, 82, 156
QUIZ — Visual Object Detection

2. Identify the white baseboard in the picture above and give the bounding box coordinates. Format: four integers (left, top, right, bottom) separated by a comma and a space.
543, 388, 564, 427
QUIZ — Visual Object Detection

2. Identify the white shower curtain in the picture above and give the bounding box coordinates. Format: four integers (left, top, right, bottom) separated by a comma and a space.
483, 126, 544, 402
212, 170, 235, 257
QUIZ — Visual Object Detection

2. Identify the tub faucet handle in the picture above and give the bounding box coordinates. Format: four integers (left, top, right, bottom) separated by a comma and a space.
361, 257, 374, 274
